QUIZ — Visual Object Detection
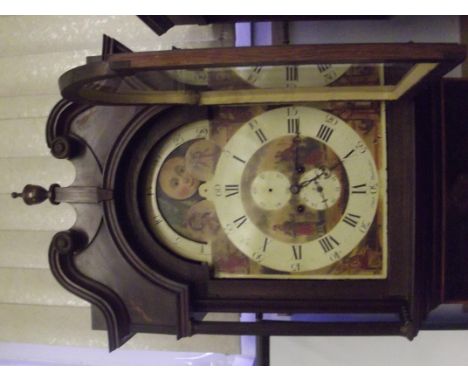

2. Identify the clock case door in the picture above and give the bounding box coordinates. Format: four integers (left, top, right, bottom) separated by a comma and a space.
45, 39, 465, 350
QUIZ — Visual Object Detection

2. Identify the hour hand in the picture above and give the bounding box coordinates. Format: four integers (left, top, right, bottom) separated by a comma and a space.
295, 166, 330, 190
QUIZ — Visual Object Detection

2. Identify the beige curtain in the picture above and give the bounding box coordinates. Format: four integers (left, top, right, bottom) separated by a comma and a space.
0, 15, 240, 354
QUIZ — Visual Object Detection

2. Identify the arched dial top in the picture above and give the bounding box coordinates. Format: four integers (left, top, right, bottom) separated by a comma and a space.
143, 120, 214, 263
140, 104, 385, 278
208, 106, 379, 273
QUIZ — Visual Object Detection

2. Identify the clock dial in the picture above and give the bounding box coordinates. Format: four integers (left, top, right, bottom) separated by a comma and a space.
209, 106, 380, 273
140, 101, 386, 279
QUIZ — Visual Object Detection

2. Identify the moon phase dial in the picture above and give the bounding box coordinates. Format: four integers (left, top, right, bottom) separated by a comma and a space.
142, 120, 217, 263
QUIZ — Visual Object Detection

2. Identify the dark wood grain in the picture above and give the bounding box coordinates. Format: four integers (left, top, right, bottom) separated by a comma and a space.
107, 44, 466, 69
191, 320, 405, 337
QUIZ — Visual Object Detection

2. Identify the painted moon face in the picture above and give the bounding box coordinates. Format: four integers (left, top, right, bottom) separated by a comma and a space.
158, 156, 200, 200
185, 139, 221, 181
184, 200, 221, 241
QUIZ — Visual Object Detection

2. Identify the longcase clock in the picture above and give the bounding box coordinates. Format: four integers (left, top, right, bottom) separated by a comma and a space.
13, 38, 467, 351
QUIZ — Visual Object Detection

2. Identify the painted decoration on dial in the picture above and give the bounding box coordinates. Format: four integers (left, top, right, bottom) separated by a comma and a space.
211, 106, 380, 273
142, 102, 387, 279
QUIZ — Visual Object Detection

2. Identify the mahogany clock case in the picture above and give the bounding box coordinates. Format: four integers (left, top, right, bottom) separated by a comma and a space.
39, 42, 466, 350
45, 84, 446, 345
112, 102, 410, 309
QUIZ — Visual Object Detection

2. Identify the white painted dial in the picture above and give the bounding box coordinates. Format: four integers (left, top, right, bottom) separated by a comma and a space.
210, 106, 379, 273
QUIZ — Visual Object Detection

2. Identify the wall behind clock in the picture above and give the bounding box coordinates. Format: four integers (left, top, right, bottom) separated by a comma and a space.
290, 15, 462, 77
0, 15, 245, 364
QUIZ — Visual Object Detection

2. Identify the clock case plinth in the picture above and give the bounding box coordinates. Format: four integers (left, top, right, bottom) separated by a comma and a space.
37, 39, 466, 351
